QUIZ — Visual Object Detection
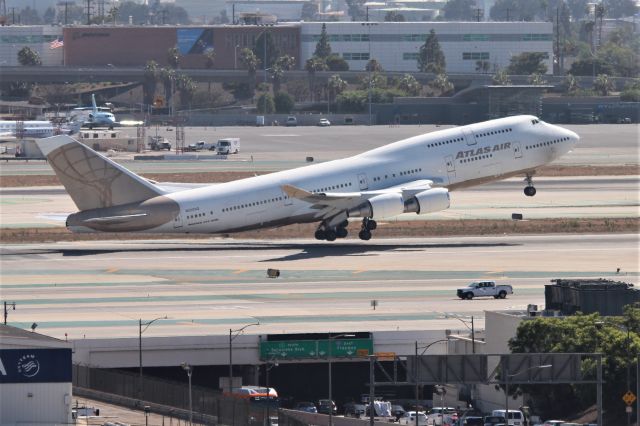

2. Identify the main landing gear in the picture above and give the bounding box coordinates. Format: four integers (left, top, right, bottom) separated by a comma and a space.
524, 173, 537, 197
358, 217, 377, 241
314, 220, 349, 241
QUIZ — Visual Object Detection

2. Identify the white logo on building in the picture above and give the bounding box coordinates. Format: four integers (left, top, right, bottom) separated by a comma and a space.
17, 354, 40, 378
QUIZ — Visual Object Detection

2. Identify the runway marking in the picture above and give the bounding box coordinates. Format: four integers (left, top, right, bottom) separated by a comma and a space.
352, 270, 367, 274
106, 268, 119, 273
233, 269, 248, 274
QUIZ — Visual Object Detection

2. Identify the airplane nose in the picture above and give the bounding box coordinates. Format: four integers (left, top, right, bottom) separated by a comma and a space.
568, 130, 580, 145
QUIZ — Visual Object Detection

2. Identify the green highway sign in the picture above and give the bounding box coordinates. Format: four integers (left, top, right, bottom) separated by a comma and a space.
260, 339, 373, 360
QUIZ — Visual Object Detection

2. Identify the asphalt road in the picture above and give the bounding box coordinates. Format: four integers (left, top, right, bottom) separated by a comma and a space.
1, 234, 637, 340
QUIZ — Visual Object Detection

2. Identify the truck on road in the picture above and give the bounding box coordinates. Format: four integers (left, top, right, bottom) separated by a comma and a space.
457, 281, 513, 300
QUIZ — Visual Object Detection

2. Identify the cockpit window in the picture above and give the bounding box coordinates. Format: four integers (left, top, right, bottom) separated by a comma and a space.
531, 119, 540, 125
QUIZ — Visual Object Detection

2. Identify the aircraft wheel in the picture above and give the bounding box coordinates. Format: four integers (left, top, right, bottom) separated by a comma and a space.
358, 230, 372, 241
314, 229, 326, 240
368, 220, 377, 230
337, 227, 348, 238
524, 186, 536, 197
325, 229, 337, 241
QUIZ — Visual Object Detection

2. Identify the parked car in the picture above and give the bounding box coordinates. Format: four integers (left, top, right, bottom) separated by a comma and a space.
317, 118, 331, 127
459, 416, 484, 425
343, 402, 366, 418
294, 401, 317, 413
399, 411, 428, 425
391, 404, 406, 420
457, 281, 513, 300
316, 399, 337, 415
484, 415, 506, 426
285, 116, 297, 126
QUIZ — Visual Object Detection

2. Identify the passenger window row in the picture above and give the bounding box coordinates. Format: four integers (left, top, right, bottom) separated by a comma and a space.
373, 168, 422, 182
476, 128, 512, 138
526, 137, 570, 150
427, 137, 463, 148
187, 212, 206, 220
460, 153, 494, 163
222, 196, 287, 212
312, 182, 353, 193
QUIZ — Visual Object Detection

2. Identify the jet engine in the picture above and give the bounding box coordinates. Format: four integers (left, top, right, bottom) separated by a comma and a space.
348, 193, 405, 219
404, 188, 450, 214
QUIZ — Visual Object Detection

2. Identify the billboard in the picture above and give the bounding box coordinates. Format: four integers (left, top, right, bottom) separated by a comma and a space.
177, 28, 214, 55
0, 348, 72, 384
260, 338, 373, 360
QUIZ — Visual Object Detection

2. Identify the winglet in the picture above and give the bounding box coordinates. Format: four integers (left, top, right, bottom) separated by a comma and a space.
281, 184, 313, 200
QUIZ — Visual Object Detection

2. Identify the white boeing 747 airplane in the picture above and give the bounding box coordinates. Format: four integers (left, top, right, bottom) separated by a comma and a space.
36, 115, 578, 241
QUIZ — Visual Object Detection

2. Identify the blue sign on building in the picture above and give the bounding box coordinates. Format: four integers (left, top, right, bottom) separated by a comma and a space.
0, 348, 72, 383
177, 28, 214, 54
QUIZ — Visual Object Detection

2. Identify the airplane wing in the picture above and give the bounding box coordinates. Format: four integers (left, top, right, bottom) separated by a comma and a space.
282, 179, 434, 219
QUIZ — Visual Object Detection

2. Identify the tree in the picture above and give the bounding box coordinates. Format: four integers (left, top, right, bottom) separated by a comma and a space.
418, 30, 446, 74
175, 73, 196, 108
489, 0, 545, 21
359, 73, 388, 90
567, 0, 590, 20
305, 56, 328, 101
17, 47, 42, 66
475, 60, 490, 73
314, 23, 332, 59
336, 91, 367, 112
326, 55, 349, 71
397, 74, 421, 96
43, 7, 56, 24
159, 67, 176, 110
607, 0, 638, 18
528, 73, 547, 85
240, 48, 261, 96
384, 11, 406, 21
327, 74, 348, 105
509, 307, 640, 423
506, 52, 547, 75
143, 60, 159, 106
594, 73, 614, 95
345, 0, 367, 20
492, 69, 512, 85
301, 2, 318, 21
429, 74, 454, 96
203, 48, 216, 92
274, 92, 294, 113
562, 73, 579, 94
443, 0, 476, 20
366, 59, 383, 72
569, 58, 613, 76
270, 55, 296, 93
254, 32, 280, 70
19, 6, 42, 24
257, 93, 275, 113
167, 47, 180, 69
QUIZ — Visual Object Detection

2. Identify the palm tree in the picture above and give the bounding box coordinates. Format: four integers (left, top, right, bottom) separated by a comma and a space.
159, 67, 176, 113
528, 73, 547, 86
305, 56, 328, 102
492, 69, 512, 86
270, 55, 295, 94
143, 60, 160, 107
167, 47, 180, 69
326, 74, 347, 110
203, 48, 215, 93
240, 48, 260, 95
397, 74, 421, 96
429, 73, 454, 96
594, 74, 614, 96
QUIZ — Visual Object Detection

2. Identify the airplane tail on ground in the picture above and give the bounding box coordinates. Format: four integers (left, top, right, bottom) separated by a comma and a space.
91, 94, 98, 114
36, 135, 164, 211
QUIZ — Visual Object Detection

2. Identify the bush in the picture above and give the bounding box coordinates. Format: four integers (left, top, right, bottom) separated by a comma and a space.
620, 89, 640, 102
274, 92, 294, 113
257, 93, 275, 114
326, 55, 349, 71
222, 82, 252, 100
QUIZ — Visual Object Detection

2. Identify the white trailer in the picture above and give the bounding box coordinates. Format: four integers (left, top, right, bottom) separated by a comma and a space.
216, 138, 240, 155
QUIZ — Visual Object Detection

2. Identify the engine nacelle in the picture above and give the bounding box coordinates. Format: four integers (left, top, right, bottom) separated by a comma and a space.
348, 193, 405, 219
404, 188, 450, 215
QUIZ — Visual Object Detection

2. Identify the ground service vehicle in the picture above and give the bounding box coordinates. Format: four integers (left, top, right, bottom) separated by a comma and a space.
491, 410, 524, 426
457, 281, 513, 300
216, 138, 240, 154
148, 136, 171, 151
318, 118, 331, 127
399, 411, 428, 425
285, 116, 297, 126
185, 141, 207, 151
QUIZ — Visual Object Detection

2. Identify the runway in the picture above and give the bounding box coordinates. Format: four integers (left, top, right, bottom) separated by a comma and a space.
1, 234, 637, 340
1, 176, 637, 228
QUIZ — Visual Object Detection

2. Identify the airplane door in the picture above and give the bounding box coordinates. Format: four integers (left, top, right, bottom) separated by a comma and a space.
463, 129, 477, 146
357, 173, 369, 190
445, 155, 455, 172
173, 213, 183, 229
513, 142, 523, 158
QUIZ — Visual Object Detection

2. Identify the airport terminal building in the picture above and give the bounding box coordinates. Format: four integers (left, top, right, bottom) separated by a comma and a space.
54, 21, 552, 73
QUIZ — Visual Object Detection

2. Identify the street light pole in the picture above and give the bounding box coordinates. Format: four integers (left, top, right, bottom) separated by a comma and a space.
504, 364, 552, 421
181, 363, 193, 426
414, 339, 449, 426
139, 316, 167, 400
328, 333, 355, 426
228, 321, 260, 392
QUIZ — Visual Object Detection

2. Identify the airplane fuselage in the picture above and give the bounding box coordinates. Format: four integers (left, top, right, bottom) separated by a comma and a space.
63, 115, 579, 236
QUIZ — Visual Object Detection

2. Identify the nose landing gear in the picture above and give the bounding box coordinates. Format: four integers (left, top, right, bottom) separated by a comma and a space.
524, 173, 537, 197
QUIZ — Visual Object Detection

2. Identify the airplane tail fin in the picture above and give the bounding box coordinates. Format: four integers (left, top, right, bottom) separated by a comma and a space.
36, 135, 163, 211
91, 94, 98, 113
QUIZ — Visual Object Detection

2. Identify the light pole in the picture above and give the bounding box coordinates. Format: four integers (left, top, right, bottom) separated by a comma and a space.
264, 358, 278, 426
447, 314, 476, 353
3, 301, 16, 325
504, 364, 552, 421
181, 363, 193, 426
328, 333, 355, 426
229, 321, 260, 392
414, 339, 449, 426
234, 44, 240, 70
139, 316, 167, 400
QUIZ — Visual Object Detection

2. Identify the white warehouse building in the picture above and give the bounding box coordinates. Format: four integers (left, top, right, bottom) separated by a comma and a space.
300, 21, 553, 74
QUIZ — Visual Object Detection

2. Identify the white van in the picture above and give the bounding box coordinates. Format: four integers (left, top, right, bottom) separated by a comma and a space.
492, 410, 525, 426
215, 138, 240, 154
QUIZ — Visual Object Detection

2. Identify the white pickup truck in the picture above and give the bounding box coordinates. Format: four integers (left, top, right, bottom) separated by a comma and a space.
457, 281, 513, 300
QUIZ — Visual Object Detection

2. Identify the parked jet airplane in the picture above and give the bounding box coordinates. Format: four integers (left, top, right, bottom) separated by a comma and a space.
0, 120, 81, 140
37, 115, 578, 241
72, 94, 117, 129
